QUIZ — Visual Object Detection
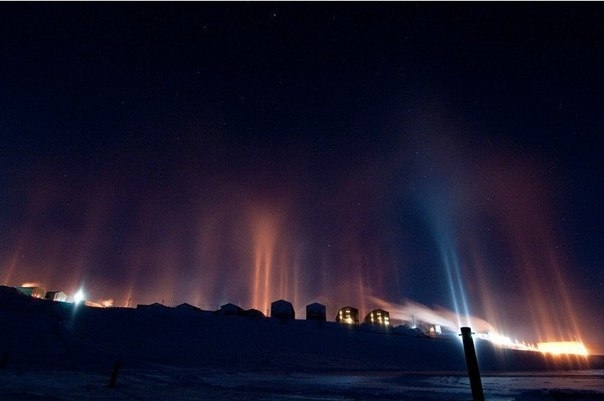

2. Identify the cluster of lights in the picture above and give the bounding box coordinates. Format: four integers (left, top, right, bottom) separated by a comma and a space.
537, 341, 589, 356
18, 283, 90, 306
473, 331, 589, 356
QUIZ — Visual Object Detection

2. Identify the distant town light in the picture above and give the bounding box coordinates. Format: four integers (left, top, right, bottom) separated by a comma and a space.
74, 289, 85, 304
21, 282, 42, 288
537, 341, 589, 356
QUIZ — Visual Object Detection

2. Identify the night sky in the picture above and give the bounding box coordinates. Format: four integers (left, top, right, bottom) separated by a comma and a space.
1, 4, 603, 353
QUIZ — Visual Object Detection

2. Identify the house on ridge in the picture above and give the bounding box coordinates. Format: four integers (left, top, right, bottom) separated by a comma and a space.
270, 299, 295, 320
306, 302, 326, 321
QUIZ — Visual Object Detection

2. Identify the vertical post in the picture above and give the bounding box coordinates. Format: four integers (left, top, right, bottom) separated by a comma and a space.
1, 351, 8, 369
108, 360, 121, 388
460, 327, 485, 401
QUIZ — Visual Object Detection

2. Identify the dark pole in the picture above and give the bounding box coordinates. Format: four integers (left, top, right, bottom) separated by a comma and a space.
460, 327, 485, 401
108, 360, 121, 388
1, 351, 8, 369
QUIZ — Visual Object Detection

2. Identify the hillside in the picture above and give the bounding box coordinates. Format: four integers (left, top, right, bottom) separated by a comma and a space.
1, 285, 600, 374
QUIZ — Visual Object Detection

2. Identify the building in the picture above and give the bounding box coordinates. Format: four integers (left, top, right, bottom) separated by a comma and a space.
270, 299, 295, 320
306, 302, 326, 321
243, 308, 265, 318
335, 306, 359, 325
45, 291, 67, 302
16, 286, 46, 299
425, 324, 443, 336
364, 309, 390, 326
176, 303, 200, 311
217, 303, 244, 316
137, 302, 169, 309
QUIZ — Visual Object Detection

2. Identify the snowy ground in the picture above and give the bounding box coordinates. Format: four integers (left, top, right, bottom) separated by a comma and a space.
2, 367, 604, 400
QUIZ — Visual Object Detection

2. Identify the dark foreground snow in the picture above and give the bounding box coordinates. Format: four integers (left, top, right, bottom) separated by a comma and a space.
1, 286, 603, 400
2, 367, 604, 400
